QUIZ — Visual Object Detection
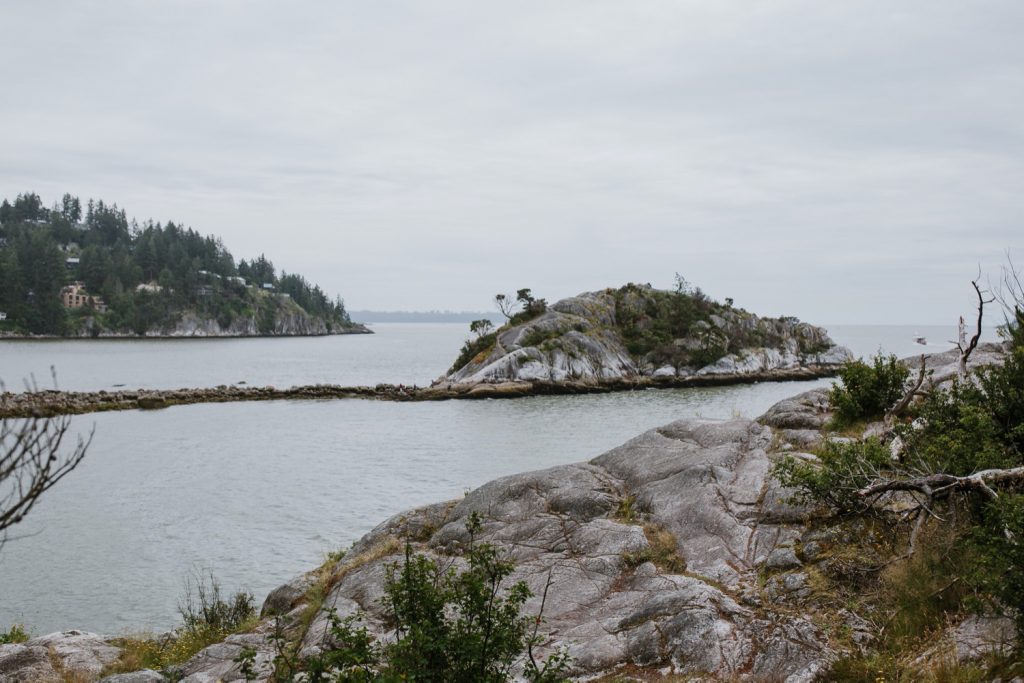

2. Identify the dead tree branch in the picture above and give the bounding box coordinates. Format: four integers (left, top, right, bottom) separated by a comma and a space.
957, 277, 995, 378
990, 250, 1024, 327
857, 467, 1024, 500
0, 400, 92, 547
887, 354, 927, 422
858, 466, 1024, 541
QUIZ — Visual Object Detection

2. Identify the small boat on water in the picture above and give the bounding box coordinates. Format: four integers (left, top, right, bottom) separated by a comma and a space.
913, 335, 927, 345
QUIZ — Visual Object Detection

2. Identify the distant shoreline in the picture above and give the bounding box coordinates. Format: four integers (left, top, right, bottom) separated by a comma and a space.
350, 310, 500, 323
0, 327, 373, 341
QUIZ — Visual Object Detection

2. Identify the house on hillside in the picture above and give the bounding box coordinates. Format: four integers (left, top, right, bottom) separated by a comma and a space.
0, 312, 7, 321
61, 282, 107, 312
136, 282, 164, 294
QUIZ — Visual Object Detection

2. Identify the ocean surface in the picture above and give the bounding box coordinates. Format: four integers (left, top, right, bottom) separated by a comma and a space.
0, 323, 1000, 634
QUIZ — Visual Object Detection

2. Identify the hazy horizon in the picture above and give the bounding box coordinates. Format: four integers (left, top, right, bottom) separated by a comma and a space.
3, 1, 1022, 325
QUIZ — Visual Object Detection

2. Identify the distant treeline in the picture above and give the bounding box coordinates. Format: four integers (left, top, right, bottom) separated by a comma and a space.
0, 192, 353, 335
350, 310, 501, 323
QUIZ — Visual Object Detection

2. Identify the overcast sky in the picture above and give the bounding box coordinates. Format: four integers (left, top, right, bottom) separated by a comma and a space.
2, 1, 1022, 324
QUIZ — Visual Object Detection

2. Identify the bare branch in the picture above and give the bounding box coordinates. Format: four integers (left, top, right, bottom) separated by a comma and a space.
0, 380, 93, 546
957, 277, 994, 378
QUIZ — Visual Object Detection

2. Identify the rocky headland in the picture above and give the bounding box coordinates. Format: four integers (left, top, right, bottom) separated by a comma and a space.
3, 344, 1015, 682
1, 306, 371, 340
440, 284, 852, 390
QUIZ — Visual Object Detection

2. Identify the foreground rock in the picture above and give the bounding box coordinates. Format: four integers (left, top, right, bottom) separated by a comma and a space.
442, 284, 851, 389
168, 402, 842, 681
0, 630, 122, 682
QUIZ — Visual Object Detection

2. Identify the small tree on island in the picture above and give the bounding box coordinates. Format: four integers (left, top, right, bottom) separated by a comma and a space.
495, 293, 516, 322
470, 318, 494, 338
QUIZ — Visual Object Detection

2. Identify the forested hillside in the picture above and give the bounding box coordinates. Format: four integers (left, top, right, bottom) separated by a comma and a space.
0, 192, 363, 336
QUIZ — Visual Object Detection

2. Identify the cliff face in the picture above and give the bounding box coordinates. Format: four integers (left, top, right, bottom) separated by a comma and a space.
65, 302, 370, 338
444, 285, 851, 385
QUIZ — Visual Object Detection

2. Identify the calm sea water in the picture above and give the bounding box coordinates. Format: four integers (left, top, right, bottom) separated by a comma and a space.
0, 323, 1000, 634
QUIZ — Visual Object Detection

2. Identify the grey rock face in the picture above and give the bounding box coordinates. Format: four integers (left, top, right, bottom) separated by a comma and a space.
255, 411, 836, 682
0, 631, 122, 682
99, 670, 167, 683
173, 631, 276, 683
0, 643, 58, 682
444, 288, 851, 385
757, 388, 832, 430
261, 571, 317, 617
913, 614, 1018, 668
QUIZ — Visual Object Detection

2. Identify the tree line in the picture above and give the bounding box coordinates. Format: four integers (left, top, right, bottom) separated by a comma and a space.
0, 192, 351, 335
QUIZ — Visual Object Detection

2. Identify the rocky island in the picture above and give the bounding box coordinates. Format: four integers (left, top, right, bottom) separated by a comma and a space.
4, 342, 1018, 681
439, 283, 851, 394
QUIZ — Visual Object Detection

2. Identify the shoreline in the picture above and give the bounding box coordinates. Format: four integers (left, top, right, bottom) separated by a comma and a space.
0, 365, 839, 418
0, 327, 373, 341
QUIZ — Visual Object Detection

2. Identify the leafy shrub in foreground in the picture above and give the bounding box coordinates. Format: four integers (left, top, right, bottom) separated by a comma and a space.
773, 438, 891, 512
829, 353, 910, 426
272, 513, 570, 682
774, 325, 1024, 645
0, 624, 29, 644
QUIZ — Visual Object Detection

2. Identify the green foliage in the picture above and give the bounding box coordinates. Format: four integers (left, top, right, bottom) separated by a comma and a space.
288, 514, 570, 682
178, 571, 256, 636
896, 380, 1018, 475
828, 353, 910, 426
520, 327, 562, 349
0, 192, 352, 335
611, 282, 743, 369
968, 493, 1024, 633
449, 332, 497, 374
773, 438, 892, 512
0, 623, 29, 644
469, 318, 494, 337
105, 574, 256, 676
777, 328, 1024, 645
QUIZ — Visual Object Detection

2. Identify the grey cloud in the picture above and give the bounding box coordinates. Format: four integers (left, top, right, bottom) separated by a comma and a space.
1, 0, 1022, 323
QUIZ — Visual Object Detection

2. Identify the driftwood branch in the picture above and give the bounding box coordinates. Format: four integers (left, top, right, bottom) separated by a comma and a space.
858, 467, 1024, 500
858, 466, 1024, 541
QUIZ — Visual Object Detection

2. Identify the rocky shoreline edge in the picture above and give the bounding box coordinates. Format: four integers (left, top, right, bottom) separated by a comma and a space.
0, 364, 842, 419
0, 327, 373, 340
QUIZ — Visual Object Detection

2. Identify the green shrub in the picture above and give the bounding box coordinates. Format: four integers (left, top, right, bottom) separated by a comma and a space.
776, 326, 1024, 645
968, 493, 1024, 634
773, 438, 892, 512
280, 513, 570, 682
179, 572, 255, 636
0, 624, 29, 644
829, 353, 910, 425
105, 573, 256, 676
449, 332, 496, 373
520, 327, 562, 349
